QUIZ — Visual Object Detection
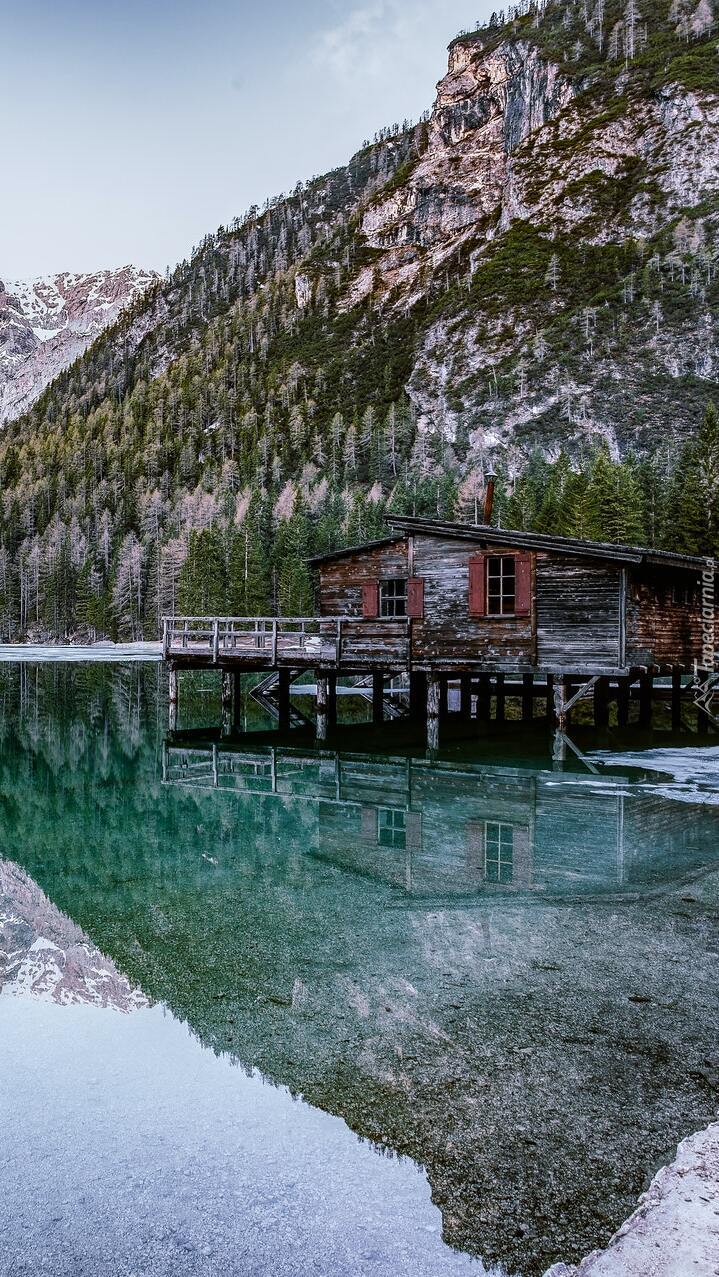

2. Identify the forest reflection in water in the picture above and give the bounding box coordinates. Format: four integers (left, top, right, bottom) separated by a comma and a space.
0, 661, 718, 1277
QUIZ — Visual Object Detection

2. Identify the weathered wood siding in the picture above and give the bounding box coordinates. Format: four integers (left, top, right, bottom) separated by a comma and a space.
627, 569, 707, 668
410, 536, 535, 669
318, 540, 408, 616
317, 534, 712, 674
536, 558, 622, 670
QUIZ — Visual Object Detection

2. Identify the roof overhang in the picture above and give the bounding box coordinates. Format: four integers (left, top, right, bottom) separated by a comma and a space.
384, 517, 712, 573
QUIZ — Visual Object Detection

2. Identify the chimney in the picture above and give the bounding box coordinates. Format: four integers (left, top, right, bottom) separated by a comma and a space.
483, 467, 496, 525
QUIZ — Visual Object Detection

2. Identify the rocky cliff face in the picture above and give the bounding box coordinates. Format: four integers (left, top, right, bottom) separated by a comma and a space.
341, 16, 719, 461
0, 266, 157, 424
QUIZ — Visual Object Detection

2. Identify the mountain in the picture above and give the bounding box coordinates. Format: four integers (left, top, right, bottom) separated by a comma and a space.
0, 857, 148, 1011
0, 0, 718, 641
0, 266, 158, 424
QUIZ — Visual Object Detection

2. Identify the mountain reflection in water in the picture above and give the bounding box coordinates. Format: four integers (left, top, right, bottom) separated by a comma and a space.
0, 662, 718, 1277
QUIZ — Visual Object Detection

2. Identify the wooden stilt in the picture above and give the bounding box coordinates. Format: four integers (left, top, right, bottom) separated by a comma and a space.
522, 674, 534, 723
594, 676, 609, 729
552, 728, 567, 768
671, 671, 683, 732
168, 666, 178, 733
638, 673, 653, 728
553, 678, 567, 731
316, 672, 328, 742
372, 672, 384, 725
495, 673, 506, 723
427, 676, 441, 751
232, 671, 243, 728
278, 668, 291, 732
221, 670, 233, 737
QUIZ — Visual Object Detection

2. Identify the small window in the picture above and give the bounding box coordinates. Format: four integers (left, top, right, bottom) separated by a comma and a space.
379, 578, 407, 618
486, 556, 516, 616
378, 808, 406, 850
485, 822, 514, 884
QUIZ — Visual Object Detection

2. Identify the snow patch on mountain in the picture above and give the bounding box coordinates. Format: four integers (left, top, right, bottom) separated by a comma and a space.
0, 265, 158, 424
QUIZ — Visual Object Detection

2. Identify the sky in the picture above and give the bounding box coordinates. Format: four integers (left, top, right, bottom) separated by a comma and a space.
0, 0, 493, 281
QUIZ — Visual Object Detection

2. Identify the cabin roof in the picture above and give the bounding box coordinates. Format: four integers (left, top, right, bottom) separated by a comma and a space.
307, 536, 404, 566
308, 517, 712, 572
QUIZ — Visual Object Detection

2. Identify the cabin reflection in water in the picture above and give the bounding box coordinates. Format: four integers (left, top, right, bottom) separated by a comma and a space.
162, 743, 703, 898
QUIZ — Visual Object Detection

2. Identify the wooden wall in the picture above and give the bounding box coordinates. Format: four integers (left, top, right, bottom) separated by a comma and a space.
536, 558, 622, 670
627, 569, 707, 668
318, 540, 409, 616
410, 536, 534, 668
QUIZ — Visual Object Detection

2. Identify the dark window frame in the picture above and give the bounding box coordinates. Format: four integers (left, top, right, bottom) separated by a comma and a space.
485, 821, 514, 884
486, 555, 517, 617
377, 807, 407, 850
379, 577, 408, 618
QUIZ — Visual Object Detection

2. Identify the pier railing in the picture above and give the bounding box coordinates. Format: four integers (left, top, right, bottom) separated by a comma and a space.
162, 616, 411, 668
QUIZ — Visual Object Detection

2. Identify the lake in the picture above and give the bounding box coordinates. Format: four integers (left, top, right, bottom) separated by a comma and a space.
1, 662, 718, 1276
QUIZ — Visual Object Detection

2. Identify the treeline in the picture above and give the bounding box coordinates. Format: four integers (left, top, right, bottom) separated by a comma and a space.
0, 397, 713, 642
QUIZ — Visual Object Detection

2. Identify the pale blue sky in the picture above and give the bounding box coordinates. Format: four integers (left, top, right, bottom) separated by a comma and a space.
1, 1, 492, 279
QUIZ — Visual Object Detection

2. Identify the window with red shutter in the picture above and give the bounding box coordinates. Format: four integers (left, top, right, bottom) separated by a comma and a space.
515, 552, 532, 616
468, 554, 486, 616
362, 581, 379, 618
407, 578, 424, 619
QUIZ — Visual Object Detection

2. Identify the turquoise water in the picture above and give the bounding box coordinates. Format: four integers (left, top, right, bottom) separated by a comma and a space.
1, 664, 718, 1276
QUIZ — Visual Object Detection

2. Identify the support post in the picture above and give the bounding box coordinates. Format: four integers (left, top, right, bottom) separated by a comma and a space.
372, 672, 384, 726
495, 673, 506, 723
168, 665, 178, 733
221, 670, 233, 738
316, 672, 328, 743
232, 671, 243, 728
671, 671, 683, 732
553, 678, 567, 731
594, 676, 609, 729
522, 674, 534, 723
427, 676, 441, 752
552, 729, 567, 769
278, 669, 291, 732
638, 673, 653, 729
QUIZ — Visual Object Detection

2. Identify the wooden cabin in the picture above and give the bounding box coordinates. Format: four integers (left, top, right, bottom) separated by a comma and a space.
311, 516, 714, 677
163, 517, 717, 739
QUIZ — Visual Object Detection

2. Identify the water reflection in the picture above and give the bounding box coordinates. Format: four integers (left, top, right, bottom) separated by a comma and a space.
163, 741, 716, 899
0, 663, 718, 1277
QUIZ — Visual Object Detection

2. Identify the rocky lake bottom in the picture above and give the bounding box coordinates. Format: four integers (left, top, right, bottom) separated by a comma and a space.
0, 663, 718, 1276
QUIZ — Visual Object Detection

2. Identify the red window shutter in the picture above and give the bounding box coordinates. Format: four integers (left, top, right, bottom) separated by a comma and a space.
515, 553, 532, 616
362, 581, 379, 618
468, 554, 486, 616
407, 578, 424, 619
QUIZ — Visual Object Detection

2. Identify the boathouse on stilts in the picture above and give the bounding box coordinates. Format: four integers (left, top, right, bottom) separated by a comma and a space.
162, 517, 718, 746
